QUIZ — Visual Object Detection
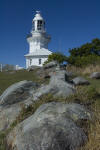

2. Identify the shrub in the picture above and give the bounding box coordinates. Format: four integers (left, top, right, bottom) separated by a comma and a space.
67, 55, 100, 67
67, 38, 100, 67
44, 52, 68, 64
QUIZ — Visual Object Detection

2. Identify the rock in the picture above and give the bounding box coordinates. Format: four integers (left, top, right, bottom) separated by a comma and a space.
90, 72, 100, 79
72, 77, 90, 85
27, 65, 40, 72
36, 63, 67, 80
65, 71, 74, 77
0, 80, 39, 106
43, 61, 58, 69
50, 70, 69, 81
0, 80, 39, 131
7, 102, 92, 150
36, 67, 55, 80
0, 103, 21, 131
32, 102, 92, 122
33, 70, 75, 100
60, 64, 67, 70
0, 97, 34, 131
43, 73, 51, 79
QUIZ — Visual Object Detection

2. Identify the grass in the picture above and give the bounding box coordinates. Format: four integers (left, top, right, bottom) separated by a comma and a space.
80, 104, 100, 150
67, 64, 100, 76
0, 69, 49, 95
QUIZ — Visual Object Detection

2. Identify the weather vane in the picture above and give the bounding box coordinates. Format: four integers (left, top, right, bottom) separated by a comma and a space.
36, 10, 41, 14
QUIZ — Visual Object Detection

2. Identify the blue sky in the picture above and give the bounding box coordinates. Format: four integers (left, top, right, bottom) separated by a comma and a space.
0, 0, 100, 67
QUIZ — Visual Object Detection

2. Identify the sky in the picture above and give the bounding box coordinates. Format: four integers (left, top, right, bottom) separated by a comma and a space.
0, 0, 100, 67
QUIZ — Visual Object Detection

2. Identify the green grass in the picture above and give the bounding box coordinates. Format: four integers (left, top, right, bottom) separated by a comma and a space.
0, 70, 48, 95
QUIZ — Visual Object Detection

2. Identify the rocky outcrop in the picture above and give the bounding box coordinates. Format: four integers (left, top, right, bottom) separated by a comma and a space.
7, 102, 92, 150
72, 77, 90, 85
36, 62, 73, 80
0, 80, 39, 131
0, 66, 94, 149
0, 80, 39, 106
36, 61, 59, 79
43, 61, 58, 69
90, 72, 100, 79
33, 70, 75, 100
27, 65, 40, 72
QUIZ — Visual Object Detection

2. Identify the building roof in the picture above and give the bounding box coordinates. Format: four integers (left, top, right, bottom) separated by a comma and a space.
24, 48, 52, 57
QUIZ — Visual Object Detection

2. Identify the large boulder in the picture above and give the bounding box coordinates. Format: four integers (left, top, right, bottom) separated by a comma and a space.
33, 70, 75, 100
7, 102, 92, 150
0, 80, 39, 131
36, 62, 67, 80
65, 71, 74, 77
90, 72, 100, 79
43, 61, 58, 69
0, 80, 39, 106
72, 77, 90, 85
27, 65, 40, 72
50, 70, 68, 81
0, 97, 34, 131
36, 66, 56, 80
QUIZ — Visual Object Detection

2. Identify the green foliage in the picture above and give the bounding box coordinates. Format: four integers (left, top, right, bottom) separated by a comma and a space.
44, 52, 68, 64
68, 38, 100, 67
44, 38, 100, 67
68, 55, 100, 67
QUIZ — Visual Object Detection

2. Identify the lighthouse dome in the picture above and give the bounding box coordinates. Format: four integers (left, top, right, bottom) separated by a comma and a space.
32, 11, 45, 32
33, 11, 43, 21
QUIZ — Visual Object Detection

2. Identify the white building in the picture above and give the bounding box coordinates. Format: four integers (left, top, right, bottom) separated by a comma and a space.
24, 11, 52, 69
15, 65, 23, 70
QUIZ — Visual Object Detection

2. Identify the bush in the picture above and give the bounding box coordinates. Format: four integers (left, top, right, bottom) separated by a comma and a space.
67, 38, 100, 67
44, 52, 68, 64
68, 55, 100, 67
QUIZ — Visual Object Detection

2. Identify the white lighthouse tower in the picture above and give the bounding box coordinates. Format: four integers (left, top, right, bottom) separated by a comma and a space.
25, 11, 52, 69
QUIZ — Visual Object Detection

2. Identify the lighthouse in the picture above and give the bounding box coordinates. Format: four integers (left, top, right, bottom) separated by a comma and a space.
25, 11, 52, 69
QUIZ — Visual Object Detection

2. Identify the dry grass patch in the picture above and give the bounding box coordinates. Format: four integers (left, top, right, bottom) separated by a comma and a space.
67, 64, 100, 76
82, 64, 100, 75
80, 106, 100, 150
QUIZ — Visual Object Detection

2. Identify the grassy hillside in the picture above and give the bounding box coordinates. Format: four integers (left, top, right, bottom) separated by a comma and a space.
0, 66, 100, 150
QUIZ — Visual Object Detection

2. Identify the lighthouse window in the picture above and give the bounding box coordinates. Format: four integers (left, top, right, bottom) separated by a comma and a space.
30, 59, 32, 65
39, 59, 41, 65
37, 20, 43, 30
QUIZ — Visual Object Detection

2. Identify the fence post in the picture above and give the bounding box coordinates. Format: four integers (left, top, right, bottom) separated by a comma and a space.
0, 64, 2, 72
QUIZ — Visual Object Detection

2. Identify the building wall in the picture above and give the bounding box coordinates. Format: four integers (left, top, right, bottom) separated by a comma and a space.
28, 35, 49, 53
26, 56, 48, 68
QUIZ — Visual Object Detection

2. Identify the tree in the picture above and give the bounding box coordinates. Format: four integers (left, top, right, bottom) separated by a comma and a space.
67, 38, 100, 66
44, 52, 68, 64
91, 38, 100, 55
